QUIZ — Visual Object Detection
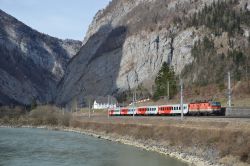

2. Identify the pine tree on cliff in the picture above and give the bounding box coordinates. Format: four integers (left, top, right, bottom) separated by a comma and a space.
153, 62, 177, 100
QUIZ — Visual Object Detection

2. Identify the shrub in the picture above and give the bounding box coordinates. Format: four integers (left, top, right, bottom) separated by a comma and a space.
0, 106, 26, 119
29, 105, 71, 126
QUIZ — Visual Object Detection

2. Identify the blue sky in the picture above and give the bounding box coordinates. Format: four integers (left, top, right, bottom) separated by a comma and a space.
0, 0, 111, 40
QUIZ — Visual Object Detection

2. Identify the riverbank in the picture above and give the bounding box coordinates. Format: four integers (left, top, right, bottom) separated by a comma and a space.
0, 125, 209, 166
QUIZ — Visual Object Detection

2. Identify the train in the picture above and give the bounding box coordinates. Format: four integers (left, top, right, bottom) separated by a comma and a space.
108, 101, 223, 116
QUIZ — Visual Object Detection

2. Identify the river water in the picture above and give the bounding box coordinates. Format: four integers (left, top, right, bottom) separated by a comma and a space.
0, 128, 187, 166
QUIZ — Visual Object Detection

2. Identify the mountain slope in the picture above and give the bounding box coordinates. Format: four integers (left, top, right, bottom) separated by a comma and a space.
0, 9, 82, 105
56, 0, 250, 105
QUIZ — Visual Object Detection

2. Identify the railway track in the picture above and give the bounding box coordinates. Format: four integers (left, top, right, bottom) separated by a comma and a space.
108, 115, 250, 119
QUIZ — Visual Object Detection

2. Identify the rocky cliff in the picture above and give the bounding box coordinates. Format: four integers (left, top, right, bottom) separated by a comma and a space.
0, 9, 81, 105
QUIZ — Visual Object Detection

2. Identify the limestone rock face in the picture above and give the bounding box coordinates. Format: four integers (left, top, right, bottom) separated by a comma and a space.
0, 10, 81, 105
56, 0, 214, 105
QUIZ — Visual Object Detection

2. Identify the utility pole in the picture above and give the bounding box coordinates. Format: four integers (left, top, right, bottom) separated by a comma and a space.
180, 79, 184, 121
107, 95, 110, 119
135, 90, 137, 103
108, 95, 110, 108
228, 72, 232, 107
167, 81, 170, 100
132, 90, 137, 118
88, 100, 91, 118
76, 100, 78, 116
133, 91, 135, 118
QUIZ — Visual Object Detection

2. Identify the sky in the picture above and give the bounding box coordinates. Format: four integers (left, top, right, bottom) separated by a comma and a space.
0, 0, 111, 40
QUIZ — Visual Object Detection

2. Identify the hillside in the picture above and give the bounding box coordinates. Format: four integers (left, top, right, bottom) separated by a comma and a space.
56, 0, 250, 105
0, 9, 82, 105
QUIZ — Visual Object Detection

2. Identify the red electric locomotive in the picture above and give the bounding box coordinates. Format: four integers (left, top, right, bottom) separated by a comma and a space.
188, 101, 221, 115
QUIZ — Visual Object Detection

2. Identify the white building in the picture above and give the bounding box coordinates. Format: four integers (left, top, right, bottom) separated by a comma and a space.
92, 96, 117, 109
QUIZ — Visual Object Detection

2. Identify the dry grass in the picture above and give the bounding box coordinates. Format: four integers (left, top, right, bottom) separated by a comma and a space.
71, 115, 250, 165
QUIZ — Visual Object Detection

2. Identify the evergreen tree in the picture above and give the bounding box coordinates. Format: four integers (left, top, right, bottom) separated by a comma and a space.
153, 62, 177, 100
187, 0, 249, 36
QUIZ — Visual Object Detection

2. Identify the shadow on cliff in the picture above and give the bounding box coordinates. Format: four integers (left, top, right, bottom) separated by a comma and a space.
57, 24, 128, 106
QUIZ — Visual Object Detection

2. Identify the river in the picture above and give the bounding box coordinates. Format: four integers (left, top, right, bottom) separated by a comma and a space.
0, 128, 187, 166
